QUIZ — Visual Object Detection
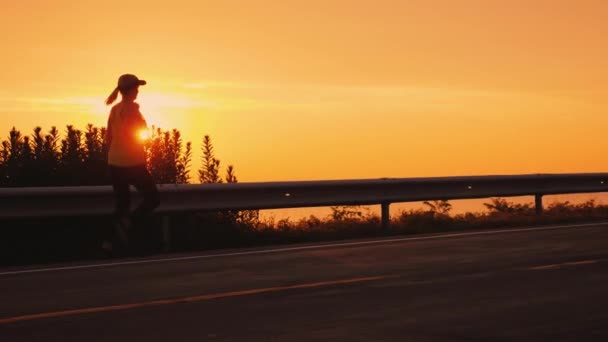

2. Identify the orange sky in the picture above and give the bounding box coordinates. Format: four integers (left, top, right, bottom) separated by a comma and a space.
1, 0, 607, 182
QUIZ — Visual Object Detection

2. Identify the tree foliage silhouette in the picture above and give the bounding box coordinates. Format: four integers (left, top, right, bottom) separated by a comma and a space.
145, 127, 192, 184
31, 126, 61, 185
0, 124, 193, 187
199, 135, 222, 184
196, 135, 259, 226
483, 198, 533, 215
423, 200, 452, 215
59, 125, 86, 185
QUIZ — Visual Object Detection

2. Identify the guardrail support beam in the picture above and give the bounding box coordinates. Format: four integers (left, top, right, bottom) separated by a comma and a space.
535, 194, 543, 216
381, 202, 391, 229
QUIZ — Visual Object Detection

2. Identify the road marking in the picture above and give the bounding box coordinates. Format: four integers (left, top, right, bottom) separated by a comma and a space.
1, 221, 607, 277
530, 264, 561, 270
0, 275, 392, 325
565, 260, 597, 266
529, 260, 598, 270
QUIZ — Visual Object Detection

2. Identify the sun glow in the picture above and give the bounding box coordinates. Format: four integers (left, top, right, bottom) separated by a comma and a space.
138, 128, 151, 141
136, 92, 211, 128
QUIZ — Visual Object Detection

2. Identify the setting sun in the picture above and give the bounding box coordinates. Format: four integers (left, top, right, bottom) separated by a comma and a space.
138, 128, 151, 142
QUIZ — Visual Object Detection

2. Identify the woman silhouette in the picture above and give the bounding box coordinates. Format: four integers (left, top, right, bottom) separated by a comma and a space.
103, 74, 160, 252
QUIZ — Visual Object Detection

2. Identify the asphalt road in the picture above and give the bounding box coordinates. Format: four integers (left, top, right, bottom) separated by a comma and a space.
2, 222, 608, 341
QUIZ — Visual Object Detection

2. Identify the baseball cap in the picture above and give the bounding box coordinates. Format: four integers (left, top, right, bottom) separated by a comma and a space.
117, 74, 147, 91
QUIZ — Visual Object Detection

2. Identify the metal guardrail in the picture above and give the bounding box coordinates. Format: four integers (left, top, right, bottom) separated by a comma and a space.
2, 173, 608, 226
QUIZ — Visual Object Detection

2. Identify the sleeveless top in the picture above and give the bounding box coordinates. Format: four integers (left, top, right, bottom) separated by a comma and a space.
107, 101, 147, 167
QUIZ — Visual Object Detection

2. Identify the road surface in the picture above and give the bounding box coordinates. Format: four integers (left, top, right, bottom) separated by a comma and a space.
2, 222, 608, 341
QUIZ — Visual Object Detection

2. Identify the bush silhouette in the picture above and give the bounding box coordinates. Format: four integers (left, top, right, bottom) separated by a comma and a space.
0, 124, 195, 186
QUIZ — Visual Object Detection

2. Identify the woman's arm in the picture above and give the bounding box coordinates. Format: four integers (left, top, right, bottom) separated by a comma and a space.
136, 105, 148, 131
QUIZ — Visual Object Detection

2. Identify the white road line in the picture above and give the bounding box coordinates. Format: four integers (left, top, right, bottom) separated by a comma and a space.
529, 259, 599, 270
1, 222, 606, 277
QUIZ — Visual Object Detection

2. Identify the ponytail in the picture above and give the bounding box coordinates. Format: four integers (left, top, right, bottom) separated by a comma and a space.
105, 87, 119, 105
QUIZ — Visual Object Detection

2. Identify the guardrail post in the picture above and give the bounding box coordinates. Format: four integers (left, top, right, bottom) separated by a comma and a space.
381, 202, 391, 229
535, 194, 543, 216
161, 215, 171, 252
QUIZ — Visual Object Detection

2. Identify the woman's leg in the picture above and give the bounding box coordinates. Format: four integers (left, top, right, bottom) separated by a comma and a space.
131, 165, 160, 218
110, 166, 131, 219
108, 166, 131, 246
